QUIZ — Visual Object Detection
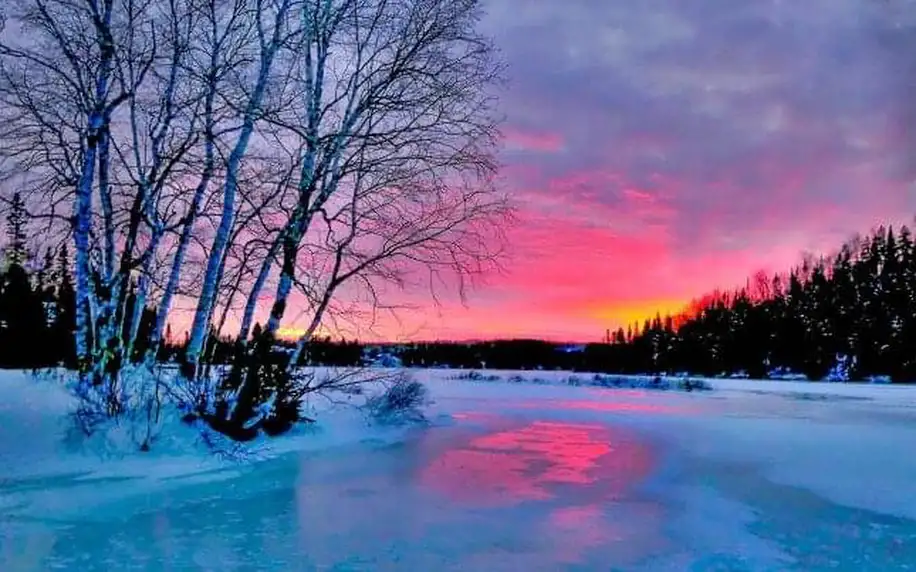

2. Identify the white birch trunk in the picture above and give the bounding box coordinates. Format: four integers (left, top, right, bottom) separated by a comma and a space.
145, 37, 219, 366
75, 0, 118, 380
237, 237, 281, 343
183, 0, 292, 377
126, 226, 164, 359
73, 113, 102, 377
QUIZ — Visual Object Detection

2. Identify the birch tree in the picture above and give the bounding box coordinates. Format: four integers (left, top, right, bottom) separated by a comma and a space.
1, 0, 507, 441
0, 0, 156, 396
142, 0, 255, 366
0, 0, 282, 378
1, 0, 245, 402
206, 0, 506, 436
180, 0, 299, 379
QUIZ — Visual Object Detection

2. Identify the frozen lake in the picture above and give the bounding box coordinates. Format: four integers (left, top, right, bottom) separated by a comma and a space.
4, 374, 916, 570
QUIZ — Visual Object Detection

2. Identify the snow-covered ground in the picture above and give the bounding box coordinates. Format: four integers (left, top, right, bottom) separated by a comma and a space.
2, 369, 916, 570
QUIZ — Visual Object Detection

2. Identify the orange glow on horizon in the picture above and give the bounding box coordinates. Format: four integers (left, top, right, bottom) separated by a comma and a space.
590, 299, 692, 330
275, 327, 306, 341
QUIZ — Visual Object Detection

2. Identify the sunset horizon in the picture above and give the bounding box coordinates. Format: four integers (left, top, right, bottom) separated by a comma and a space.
243, 0, 916, 343
3, 1, 916, 566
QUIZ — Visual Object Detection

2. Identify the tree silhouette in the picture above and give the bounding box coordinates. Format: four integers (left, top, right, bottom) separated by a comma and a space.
4, 192, 28, 267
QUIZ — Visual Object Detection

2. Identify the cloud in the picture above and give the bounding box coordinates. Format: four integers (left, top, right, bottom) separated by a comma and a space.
458, 0, 916, 339
502, 128, 565, 153
487, 0, 916, 217
284, 0, 916, 341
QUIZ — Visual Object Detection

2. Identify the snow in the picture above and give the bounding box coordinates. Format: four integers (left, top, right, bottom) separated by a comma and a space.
0, 370, 412, 519
3, 368, 916, 570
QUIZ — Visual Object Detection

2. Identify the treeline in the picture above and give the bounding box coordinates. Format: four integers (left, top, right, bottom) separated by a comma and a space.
0, 192, 75, 368
8, 189, 915, 382
311, 222, 916, 383
397, 340, 593, 371
0, 245, 76, 368
0, 244, 178, 369
603, 223, 916, 382
0, 194, 177, 369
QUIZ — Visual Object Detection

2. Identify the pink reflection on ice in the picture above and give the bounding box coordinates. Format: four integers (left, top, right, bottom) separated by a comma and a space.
153, 513, 171, 562
544, 501, 667, 565
450, 411, 504, 422
586, 389, 656, 399
419, 421, 653, 507
551, 504, 604, 527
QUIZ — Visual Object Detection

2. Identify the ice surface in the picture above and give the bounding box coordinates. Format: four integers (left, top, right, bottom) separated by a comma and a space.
3, 369, 916, 570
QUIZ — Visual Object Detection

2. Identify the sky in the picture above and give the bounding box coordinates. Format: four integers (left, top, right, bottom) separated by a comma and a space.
339, 0, 916, 343
17, 0, 910, 345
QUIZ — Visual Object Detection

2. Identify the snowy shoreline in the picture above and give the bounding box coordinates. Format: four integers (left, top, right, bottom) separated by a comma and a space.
4, 368, 916, 569
4, 367, 916, 514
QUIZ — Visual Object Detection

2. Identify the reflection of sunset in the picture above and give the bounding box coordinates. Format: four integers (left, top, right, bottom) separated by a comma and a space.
419, 421, 653, 507
550, 504, 604, 529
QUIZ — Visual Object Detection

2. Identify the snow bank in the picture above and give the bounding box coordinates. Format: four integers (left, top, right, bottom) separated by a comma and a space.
0, 369, 423, 519
0, 371, 76, 478
444, 369, 712, 391
702, 376, 916, 406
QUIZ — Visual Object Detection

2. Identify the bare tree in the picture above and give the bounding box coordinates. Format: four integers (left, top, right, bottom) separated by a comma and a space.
215, 0, 506, 433
0, 0, 507, 441
180, 0, 299, 378
143, 0, 258, 366
0, 0, 157, 395
1, 0, 284, 376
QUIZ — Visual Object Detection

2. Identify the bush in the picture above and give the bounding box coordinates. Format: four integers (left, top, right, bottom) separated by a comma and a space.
674, 378, 712, 392
589, 373, 712, 392
364, 375, 430, 426
64, 365, 173, 453
193, 336, 316, 441
449, 370, 500, 382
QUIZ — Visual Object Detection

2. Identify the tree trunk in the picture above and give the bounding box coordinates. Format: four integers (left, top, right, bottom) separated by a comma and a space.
237, 237, 282, 344
126, 226, 163, 360
73, 113, 102, 379
182, 10, 289, 377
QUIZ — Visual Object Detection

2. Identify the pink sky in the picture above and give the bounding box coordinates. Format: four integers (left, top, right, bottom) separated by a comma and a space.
343, 0, 916, 343
186, 0, 916, 344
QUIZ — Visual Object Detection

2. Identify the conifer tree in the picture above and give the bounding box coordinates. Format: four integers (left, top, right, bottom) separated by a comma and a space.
4, 192, 28, 267
52, 246, 77, 367
599, 221, 916, 382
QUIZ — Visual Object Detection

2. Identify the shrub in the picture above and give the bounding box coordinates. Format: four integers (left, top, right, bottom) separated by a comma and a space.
64, 365, 174, 453
193, 335, 316, 441
364, 375, 430, 426
449, 370, 501, 382
589, 373, 712, 392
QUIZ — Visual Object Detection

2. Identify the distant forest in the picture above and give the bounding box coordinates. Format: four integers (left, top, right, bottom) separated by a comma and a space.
391, 222, 916, 383
611, 222, 916, 382
3, 185, 916, 382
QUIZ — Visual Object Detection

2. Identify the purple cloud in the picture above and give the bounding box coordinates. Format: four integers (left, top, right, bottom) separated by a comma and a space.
484, 0, 916, 253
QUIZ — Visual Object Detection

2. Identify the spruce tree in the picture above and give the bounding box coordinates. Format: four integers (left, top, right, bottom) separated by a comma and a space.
4, 192, 28, 267
52, 246, 77, 367
0, 263, 47, 367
